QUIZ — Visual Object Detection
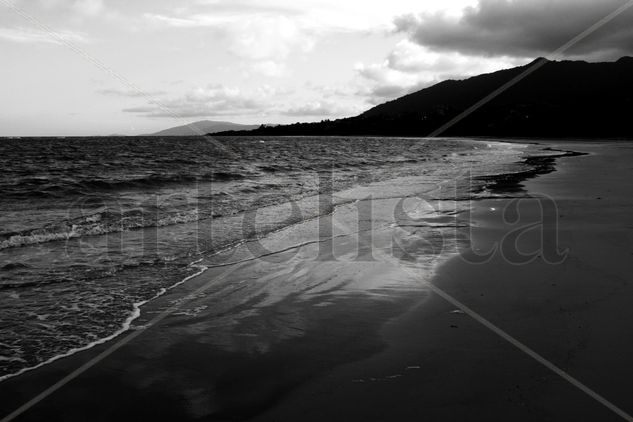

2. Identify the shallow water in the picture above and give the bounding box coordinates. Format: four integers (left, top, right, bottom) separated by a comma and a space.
0, 136, 535, 380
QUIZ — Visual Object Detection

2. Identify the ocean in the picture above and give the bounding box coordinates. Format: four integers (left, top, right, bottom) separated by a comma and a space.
0, 136, 537, 380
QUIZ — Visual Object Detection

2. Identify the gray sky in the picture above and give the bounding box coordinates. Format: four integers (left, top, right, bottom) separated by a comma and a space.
1, 0, 631, 136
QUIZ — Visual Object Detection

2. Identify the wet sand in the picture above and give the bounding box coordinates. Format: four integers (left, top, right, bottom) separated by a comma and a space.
256, 141, 633, 421
3, 141, 633, 421
0, 176, 453, 421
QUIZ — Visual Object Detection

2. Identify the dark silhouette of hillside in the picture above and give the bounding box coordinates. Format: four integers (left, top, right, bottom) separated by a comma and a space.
217, 57, 633, 138
150, 120, 259, 136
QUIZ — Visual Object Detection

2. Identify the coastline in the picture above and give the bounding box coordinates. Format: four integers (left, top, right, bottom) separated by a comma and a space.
3, 140, 630, 421
0, 188, 444, 421
256, 141, 633, 421
0, 137, 525, 387
0, 259, 209, 384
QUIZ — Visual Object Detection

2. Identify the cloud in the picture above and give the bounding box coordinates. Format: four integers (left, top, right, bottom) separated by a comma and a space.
0, 27, 90, 44
143, 11, 315, 78
139, 2, 479, 85
140, 1, 478, 81
225, 15, 315, 61
3, 0, 129, 30
122, 84, 280, 118
97, 88, 167, 97
71, 0, 104, 16
144, 13, 315, 62
355, 61, 430, 104
8, 0, 107, 18
142, 13, 224, 28
121, 83, 358, 120
394, 0, 633, 59
193, 0, 475, 32
354, 39, 522, 104
121, 106, 156, 113
251, 60, 287, 77
194, 0, 303, 16
282, 101, 354, 117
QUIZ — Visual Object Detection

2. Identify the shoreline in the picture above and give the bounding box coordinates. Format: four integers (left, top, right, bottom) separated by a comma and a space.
0, 259, 209, 385
0, 137, 534, 386
256, 141, 633, 421
0, 140, 616, 419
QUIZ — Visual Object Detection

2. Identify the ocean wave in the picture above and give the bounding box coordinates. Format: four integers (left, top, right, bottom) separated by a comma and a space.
0, 259, 209, 383
0, 208, 203, 250
1, 171, 251, 199
82, 171, 249, 189
0, 262, 32, 271
258, 164, 296, 173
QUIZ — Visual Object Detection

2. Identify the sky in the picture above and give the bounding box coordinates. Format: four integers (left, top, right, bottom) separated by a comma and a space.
1, 0, 632, 136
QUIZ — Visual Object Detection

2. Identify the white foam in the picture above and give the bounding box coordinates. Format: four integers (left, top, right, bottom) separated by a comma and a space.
0, 209, 202, 251
0, 259, 208, 383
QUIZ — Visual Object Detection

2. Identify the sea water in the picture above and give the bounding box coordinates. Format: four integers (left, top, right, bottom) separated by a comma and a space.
0, 136, 537, 380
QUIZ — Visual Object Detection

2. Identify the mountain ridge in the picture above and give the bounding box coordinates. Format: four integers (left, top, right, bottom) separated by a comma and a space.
216, 57, 633, 138
149, 120, 259, 136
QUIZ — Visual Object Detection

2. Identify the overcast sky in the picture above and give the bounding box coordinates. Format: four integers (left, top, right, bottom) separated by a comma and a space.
1, 0, 631, 136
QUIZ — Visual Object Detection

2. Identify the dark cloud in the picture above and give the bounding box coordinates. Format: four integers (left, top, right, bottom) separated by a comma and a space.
395, 0, 633, 59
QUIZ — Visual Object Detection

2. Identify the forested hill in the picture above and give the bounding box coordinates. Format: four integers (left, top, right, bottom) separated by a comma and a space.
216, 57, 633, 138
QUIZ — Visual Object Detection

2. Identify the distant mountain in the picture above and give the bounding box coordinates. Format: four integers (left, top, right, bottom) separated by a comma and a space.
150, 120, 259, 136
218, 57, 633, 138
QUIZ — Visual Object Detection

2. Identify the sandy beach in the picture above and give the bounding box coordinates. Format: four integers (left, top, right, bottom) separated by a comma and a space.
256, 141, 633, 421
2, 140, 633, 421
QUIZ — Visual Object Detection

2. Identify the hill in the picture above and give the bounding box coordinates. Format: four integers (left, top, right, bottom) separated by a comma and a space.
217, 57, 633, 138
150, 120, 259, 136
